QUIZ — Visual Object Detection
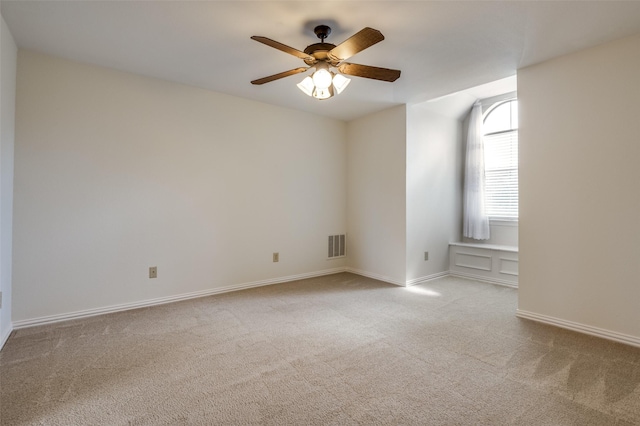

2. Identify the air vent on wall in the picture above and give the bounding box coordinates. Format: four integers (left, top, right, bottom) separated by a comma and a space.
328, 234, 346, 259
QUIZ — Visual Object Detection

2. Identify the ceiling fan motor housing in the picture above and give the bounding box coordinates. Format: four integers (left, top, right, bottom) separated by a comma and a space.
303, 43, 338, 65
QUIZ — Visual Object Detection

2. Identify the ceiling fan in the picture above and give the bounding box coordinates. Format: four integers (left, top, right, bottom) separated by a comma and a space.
250, 25, 401, 100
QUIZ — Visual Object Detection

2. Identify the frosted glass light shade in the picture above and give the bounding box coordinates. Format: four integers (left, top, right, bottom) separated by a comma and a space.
332, 74, 351, 94
297, 76, 314, 96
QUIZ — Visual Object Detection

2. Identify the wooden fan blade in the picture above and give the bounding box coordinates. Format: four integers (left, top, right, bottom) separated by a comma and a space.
251, 36, 314, 61
328, 27, 385, 62
251, 67, 309, 85
338, 63, 401, 82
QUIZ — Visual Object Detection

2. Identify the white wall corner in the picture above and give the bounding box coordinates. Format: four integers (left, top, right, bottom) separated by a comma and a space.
345, 267, 406, 287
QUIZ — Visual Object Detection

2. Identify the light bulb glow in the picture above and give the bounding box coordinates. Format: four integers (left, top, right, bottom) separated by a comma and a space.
312, 68, 332, 90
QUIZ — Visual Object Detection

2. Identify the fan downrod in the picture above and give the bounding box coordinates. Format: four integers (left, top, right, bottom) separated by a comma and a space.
313, 25, 331, 42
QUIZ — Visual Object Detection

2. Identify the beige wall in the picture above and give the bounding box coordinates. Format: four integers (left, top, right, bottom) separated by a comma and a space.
346, 106, 407, 285
1, 14, 18, 346
12, 51, 461, 325
518, 33, 640, 341
13, 51, 347, 323
406, 104, 462, 282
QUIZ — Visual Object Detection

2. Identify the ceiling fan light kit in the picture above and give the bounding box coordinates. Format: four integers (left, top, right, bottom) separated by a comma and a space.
251, 25, 401, 100
296, 61, 346, 100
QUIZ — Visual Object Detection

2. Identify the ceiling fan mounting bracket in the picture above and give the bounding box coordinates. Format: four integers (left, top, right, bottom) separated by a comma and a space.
313, 25, 331, 42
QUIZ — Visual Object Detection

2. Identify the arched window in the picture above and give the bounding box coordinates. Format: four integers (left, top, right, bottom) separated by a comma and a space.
483, 99, 518, 220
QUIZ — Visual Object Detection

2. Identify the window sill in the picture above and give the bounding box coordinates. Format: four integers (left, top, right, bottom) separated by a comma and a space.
449, 242, 518, 253
489, 219, 518, 227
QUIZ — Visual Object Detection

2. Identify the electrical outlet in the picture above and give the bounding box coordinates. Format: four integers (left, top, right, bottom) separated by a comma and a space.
273, 252, 279, 262
149, 266, 157, 278
424, 252, 429, 261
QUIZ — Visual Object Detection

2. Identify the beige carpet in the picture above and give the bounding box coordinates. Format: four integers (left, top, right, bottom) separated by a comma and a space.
1, 273, 639, 425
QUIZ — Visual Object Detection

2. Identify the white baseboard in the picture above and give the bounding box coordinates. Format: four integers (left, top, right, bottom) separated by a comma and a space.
345, 269, 449, 287
516, 309, 640, 348
405, 271, 450, 287
449, 270, 518, 288
11, 268, 639, 350
0, 325, 13, 351
12, 267, 348, 330
344, 267, 405, 286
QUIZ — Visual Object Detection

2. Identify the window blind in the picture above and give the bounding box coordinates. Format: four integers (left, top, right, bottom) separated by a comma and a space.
483, 130, 518, 219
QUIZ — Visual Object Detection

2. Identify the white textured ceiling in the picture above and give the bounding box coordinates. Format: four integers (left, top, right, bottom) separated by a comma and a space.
2, 1, 640, 121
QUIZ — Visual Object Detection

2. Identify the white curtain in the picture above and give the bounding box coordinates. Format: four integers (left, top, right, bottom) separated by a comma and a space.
463, 101, 490, 240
